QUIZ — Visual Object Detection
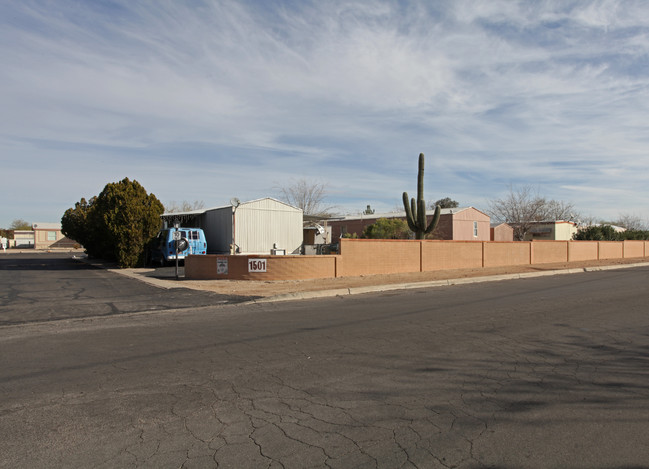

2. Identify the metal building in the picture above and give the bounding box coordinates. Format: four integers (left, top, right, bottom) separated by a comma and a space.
161, 198, 303, 255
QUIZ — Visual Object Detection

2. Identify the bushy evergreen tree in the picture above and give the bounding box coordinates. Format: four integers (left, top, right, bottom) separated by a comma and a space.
620, 230, 649, 240
62, 178, 163, 267
61, 197, 97, 252
573, 224, 649, 241
572, 225, 622, 241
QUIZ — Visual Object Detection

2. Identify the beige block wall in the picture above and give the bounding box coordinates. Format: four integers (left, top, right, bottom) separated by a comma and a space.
623, 241, 645, 258
532, 241, 568, 264
262, 256, 337, 280
339, 239, 421, 276
598, 242, 624, 259
484, 242, 531, 267
185, 255, 219, 279
185, 255, 337, 280
422, 241, 483, 270
568, 242, 598, 262
186, 240, 648, 280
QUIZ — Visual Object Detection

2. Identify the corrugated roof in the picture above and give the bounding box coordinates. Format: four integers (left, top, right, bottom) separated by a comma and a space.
161, 197, 301, 218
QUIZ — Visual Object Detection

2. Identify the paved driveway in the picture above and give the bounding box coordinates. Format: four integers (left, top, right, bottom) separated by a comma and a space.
0, 253, 255, 325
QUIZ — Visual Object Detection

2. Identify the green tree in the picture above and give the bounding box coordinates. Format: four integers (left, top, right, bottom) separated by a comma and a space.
61, 197, 96, 249
433, 197, 459, 209
363, 218, 411, 239
572, 225, 622, 241
62, 178, 164, 268
620, 230, 649, 240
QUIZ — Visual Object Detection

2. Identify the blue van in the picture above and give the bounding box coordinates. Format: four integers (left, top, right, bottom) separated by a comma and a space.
150, 227, 207, 265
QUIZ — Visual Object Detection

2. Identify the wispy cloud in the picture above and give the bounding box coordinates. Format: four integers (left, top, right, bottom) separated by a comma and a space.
1, 0, 649, 225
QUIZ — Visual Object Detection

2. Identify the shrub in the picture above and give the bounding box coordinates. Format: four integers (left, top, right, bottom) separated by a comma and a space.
363, 218, 411, 239
573, 225, 622, 241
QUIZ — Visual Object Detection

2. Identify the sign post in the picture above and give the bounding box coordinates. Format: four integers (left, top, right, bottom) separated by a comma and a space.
173, 223, 180, 280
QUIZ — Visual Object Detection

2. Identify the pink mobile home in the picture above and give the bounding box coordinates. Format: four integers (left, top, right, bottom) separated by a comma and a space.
326, 207, 491, 242
491, 223, 514, 241
32, 223, 78, 249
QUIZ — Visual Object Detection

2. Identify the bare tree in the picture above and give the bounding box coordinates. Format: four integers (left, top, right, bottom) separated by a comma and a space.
164, 200, 205, 213
544, 200, 578, 222
614, 213, 647, 231
9, 219, 31, 230
488, 185, 576, 241
276, 178, 334, 216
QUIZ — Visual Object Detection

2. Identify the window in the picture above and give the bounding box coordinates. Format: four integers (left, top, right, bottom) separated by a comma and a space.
473, 222, 478, 237
47, 231, 57, 241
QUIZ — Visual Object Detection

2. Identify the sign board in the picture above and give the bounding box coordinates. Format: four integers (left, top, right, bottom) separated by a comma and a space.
172, 230, 182, 241
217, 257, 228, 274
248, 259, 267, 273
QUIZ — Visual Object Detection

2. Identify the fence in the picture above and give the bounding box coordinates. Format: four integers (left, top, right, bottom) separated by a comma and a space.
185, 239, 649, 280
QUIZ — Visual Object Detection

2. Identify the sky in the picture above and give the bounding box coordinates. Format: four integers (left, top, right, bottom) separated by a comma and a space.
2, 0, 649, 228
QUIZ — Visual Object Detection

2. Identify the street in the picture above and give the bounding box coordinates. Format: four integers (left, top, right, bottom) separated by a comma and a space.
1, 253, 649, 468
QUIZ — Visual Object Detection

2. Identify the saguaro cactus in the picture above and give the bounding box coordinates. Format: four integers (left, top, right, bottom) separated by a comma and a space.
402, 153, 441, 240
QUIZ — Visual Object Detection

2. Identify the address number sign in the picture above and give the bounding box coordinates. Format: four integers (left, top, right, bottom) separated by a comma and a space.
248, 259, 267, 273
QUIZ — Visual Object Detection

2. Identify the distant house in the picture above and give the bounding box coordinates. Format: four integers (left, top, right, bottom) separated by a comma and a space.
13, 230, 34, 248
161, 197, 303, 255
490, 223, 514, 242
326, 207, 491, 242
522, 221, 578, 241
32, 222, 78, 249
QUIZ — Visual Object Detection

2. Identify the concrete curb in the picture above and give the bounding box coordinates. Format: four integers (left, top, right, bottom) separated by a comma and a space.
251, 262, 649, 304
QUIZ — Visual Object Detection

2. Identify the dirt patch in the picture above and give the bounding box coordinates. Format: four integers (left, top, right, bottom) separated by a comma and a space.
169, 257, 649, 298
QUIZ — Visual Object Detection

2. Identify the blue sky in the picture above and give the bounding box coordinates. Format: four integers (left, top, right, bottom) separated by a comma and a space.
2, 0, 649, 228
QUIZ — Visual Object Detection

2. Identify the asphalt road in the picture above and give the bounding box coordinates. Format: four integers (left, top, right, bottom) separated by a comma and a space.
1, 253, 649, 468
0, 253, 255, 326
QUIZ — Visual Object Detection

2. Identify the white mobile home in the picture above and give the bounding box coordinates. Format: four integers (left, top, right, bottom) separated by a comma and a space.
161, 198, 303, 254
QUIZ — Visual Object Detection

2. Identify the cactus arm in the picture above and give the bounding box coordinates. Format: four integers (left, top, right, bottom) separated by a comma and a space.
425, 204, 441, 234
403, 192, 418, 232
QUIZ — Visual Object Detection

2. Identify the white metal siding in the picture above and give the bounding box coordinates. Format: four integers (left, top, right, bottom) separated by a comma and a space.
235, 199, 303, 254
